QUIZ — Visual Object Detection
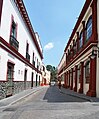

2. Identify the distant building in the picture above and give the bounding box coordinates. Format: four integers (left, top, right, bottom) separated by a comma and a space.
41, 64, 51, 86
58, 0, 99, 97
0, 0, 43, 98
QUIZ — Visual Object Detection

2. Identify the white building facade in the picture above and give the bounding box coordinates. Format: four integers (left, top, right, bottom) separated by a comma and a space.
0, 0, 43, 98
41, 64, 51, 86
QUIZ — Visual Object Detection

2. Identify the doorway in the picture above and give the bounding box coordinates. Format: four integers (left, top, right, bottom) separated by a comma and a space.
7, 62, 14, 97
36, 74, 38, 86
24, 69, 27, 90
39, 76, 40, 86
31, 72, 34, 88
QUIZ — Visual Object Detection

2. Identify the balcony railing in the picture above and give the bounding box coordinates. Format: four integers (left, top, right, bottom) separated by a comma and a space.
26, 52, 30, 61
9, 35, 19, 51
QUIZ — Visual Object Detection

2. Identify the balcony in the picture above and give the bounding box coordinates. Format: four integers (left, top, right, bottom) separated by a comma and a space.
26, 52, 30, 62
9, 35, 19, 51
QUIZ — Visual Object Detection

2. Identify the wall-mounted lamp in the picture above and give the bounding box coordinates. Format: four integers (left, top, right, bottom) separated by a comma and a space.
90, 46, 99, 59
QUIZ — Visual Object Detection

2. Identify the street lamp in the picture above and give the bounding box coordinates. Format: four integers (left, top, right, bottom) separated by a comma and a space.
90, 46, 99, 59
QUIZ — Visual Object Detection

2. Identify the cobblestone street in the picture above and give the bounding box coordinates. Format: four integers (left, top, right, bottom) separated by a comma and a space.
0, 86, 99, 119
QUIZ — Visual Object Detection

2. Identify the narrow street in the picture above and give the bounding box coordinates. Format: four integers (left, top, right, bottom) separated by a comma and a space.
0, 86, 99, 119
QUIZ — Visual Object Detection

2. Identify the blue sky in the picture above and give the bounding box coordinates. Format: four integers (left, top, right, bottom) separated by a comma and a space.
24, 0, 85, 67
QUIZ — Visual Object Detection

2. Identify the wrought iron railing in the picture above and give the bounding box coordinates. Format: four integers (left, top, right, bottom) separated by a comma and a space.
9, 35, 19, 51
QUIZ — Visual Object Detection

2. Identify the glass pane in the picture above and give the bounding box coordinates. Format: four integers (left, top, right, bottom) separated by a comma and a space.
86, 18, 92, 40
80, 32, 83, 48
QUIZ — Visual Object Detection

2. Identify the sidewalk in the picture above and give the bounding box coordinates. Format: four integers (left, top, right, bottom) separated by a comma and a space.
0, 86, 45, 108
61, 87, 99, 102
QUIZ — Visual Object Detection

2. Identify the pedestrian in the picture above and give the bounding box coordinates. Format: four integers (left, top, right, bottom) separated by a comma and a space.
58, 80, 61, 90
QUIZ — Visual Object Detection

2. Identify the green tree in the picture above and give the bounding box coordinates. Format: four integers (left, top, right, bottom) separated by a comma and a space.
46, 65, 52, 71
46, 65, 57, 82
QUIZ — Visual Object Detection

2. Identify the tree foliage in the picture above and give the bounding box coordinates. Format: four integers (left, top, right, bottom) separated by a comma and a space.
46, 65, 57, 82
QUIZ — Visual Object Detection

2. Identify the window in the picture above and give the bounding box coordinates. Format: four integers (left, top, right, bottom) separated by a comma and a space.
26, 43, 30, 61
73, 40, 77, 55
86, 16, 92, 41
85, 61, 90, 83
79, 31, 83, 48
68, 50, 70, 61
26, 43, 29, 53
33, 52, 34, 61
70, 45, 73, 58
67, 50, 69, 63
10, 17, 19, 51
11, 20, 17, 38
32, 52, 35, 66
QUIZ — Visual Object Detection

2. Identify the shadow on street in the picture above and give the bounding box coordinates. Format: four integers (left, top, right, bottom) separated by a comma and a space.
43, 86, 87, 103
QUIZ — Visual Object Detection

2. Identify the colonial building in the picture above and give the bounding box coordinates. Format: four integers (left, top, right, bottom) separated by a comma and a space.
58, 0, 99, 97
0, 0, 43, 98
57, 53, 66, 86
41, 63, 51, 86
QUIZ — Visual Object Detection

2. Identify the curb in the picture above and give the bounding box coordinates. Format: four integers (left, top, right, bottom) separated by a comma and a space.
60, 88, 93, 102
62, 91, 93, 102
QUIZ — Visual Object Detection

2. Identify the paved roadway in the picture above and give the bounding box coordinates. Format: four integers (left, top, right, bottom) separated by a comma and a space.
0, 86, 99, 119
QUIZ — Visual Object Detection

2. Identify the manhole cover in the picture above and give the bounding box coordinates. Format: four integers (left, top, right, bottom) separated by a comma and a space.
3, 107, 17, 112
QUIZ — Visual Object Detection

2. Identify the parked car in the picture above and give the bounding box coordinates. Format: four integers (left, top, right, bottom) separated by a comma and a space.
50, 81, 55, 86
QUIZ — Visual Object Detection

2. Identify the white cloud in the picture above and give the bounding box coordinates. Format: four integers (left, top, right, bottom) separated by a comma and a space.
44, 42, 54, 50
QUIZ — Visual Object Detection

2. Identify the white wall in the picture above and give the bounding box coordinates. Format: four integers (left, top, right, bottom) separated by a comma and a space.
0, 48, 7, 80
0, 0, 42, 64
0, 0, 42, 82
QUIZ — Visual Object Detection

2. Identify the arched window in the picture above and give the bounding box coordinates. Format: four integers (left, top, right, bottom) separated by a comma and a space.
85, 61, 90, 83
86, 15, 92, 40
79, 31, 83, 48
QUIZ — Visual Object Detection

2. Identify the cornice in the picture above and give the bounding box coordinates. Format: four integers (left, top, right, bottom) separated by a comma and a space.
14, 0, 43, 59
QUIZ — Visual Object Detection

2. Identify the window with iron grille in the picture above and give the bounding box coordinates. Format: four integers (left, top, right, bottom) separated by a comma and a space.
10, 18, 19, 51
